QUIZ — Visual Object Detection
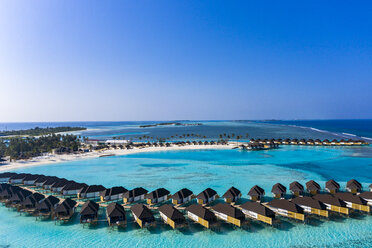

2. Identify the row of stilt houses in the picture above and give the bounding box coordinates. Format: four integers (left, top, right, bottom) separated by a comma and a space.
2, 172, 372, 231
250, 138, 369, 146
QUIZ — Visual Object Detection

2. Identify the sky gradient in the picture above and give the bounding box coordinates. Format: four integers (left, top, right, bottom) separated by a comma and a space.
0, 1, 371, 121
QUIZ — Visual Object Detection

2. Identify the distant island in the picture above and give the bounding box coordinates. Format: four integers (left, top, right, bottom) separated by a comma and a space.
139, 122, 202, 128
0, 126, 87, 137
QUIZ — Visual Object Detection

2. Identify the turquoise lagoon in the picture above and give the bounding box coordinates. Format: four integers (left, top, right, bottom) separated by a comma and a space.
2, 146, 372, 247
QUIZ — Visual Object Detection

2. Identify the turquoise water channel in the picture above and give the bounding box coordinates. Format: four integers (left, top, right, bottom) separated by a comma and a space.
2, 146, 372, 247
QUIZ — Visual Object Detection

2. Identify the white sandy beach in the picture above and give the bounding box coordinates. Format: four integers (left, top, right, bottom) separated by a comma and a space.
0, 144, 234, 172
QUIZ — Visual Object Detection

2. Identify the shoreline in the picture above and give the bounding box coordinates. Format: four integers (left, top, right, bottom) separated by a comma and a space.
0, 144, 234, 172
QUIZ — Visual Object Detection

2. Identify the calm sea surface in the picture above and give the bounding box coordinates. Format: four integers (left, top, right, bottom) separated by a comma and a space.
1, 121, 372, 247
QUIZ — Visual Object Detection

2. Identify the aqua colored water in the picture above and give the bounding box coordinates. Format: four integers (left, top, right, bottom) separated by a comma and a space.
2, 146, 372, 247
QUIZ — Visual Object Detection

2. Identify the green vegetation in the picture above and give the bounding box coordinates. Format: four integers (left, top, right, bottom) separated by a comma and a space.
0, 134, 81, 161
0, 126, 86, 137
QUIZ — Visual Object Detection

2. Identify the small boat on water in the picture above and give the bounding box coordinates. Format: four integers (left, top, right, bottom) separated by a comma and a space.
130, 204, 155, 228
106, 202, 126, 227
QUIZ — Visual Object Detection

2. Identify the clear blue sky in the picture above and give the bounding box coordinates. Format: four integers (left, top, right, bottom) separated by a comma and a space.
0, 1, 371, 121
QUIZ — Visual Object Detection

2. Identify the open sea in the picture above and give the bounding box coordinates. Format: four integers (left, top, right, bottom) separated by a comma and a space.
1, 120, 372, 247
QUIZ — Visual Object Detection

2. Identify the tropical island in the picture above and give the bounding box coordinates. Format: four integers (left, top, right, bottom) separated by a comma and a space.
139, 122, 202, 128
0, 126, 86, 137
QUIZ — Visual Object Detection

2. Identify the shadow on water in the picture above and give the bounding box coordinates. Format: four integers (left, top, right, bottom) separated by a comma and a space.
275, 219, 297, 231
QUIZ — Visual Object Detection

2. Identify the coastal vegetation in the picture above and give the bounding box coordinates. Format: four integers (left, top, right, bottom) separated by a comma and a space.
0, 126, 86, 137
0, 134, 81, 161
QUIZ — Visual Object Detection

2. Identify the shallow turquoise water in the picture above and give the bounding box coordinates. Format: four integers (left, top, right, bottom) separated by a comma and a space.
2, 146, 372, 247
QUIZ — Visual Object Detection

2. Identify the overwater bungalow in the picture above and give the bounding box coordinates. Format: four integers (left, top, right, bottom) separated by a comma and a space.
248, 185, 265, 201
0, 172, 17, 183
314, 139, 322, 145
306, 180, 321, 195
196, 188, 219, 205
19, 193, 45, 213
323, 139, 331, 146
240, 201, 275, 225
9, 173, 30, 184
369, 184, 372, 192
78, 185, 106, 199
158, 204, 186, 229
7, 189, 32, 207
306, 139, 315, 145
291, 196, 328, 217
23, 174, 44, 185
346, 179, 362, 193
325, 179, 340, 194
35, 176, 53, 187
0, 183, 10, 195
106, 202, 126, 227
291, 139, 299, 145
100, 186, 128, 202
289, 181, 304, 196
211, 203, 245, 227
61, 182, 87, 196
267, 199, 305, 221
35, 195, 60, 218
313, 194, 349, 215
51, 179, 72, 193
145, 188, 171, 205
171, 188, 193, 205
80, 200, 99, 224
130, 203, 155, 228
42, 177, 61, 190
222, 186, 241, 203
0, 185, 21, 202
359, 192, 372, 206
331, 139, 339, 146
123, 187, 148, 203
185, 204, 217, 229
271, 183, 287, 199
298, 139, 306, 145
282, 139, 291, 145
334, 192, 370, 213
54, 198, 77, 221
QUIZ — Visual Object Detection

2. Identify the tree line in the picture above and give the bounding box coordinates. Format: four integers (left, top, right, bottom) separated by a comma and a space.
0, 126, 86, 137
0, 134, 81, 162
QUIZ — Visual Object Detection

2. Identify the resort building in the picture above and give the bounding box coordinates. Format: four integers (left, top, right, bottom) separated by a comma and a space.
145, 188, 170, 205
8, 189, 32, 207
0, 172, 17, 183
20, 193, 45, 212
22, 174, 44, 185
54, 198, 77, 221
80, 200, 99, 224
78, 185, 106, 199
130, 204, 155, 228
42, 177, 61, 190
0, 185, 21, 201
289, 181, 304, 196
158, 204, 186, 229
222, 186, 242, 203
271, 183, 287, 199
267, 199, 305, 221
211, 203, 245, 227
346, 179, 362, 193
171, 188, 193, 205
35, 195, 60, 218
61, 182, 87, 196
291, 196, 329, 217
248, 185, 265, 201
359, 192, 372, 206
51, 179, 72, 193
306, 180, 321, 195
105, 140, 130, 146
196, 188, 219, 205
100, 186, 128, 202
9, 174, 30, 184
306, 139, 315, 145
34, 176, 53, 187
106, 202, 126, 227
334, 192, 370, 213
240, 201, 275, 225
313, 194, 349, 215
123, 187, 148, 204
185, 204, 217, 229
325, 180, 340, 194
